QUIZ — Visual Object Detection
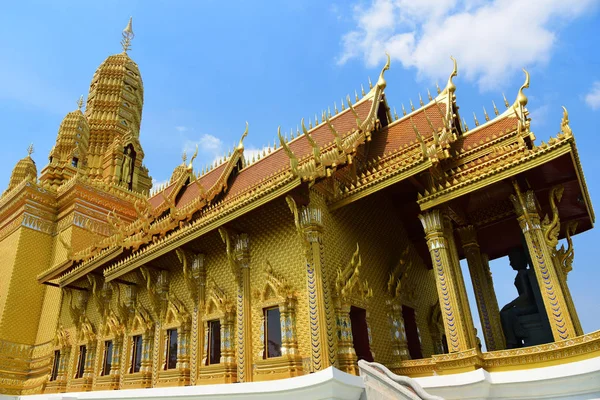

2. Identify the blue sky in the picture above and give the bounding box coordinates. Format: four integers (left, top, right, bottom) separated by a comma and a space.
1, 1, 599, 344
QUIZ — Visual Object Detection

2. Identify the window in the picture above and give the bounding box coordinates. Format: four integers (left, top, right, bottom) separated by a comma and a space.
349, 306, 374, 362
206, 320, 221, 365
264, 307, 282, 358
165, 329, 178, 370
50, 350, 60, 381
131, 335, 143, 373
402, 305, 423, 359
101, 340, 113, 376
71, 157, 78, 167
75, 345, 86, 379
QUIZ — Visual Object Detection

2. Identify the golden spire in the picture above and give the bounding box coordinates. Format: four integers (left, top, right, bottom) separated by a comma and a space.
483, 106, 490, 121
492, 100, 499, 115
27, 143, 34, 157
77, 95, 84, 111
121, 17, 135, 53
503, 93, 509, 108
473, 112, 479, 127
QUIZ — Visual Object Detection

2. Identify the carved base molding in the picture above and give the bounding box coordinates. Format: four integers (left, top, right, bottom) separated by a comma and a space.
253, 355, 304, 382
197, 363, 237, 384
392, 331, 600, 377
42, 380, 66, 394
68, 377, 93, 392
337, 352, 359, 376
121, 372, 152, 389
155, 368, 190, 387
94, 374, 120, 391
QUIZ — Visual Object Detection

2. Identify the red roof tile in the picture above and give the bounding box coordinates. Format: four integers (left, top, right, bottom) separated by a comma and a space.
176, 162, 228, 207
369, 102, 446, 159
224, 99, 373, 200
455, 115, 518, 151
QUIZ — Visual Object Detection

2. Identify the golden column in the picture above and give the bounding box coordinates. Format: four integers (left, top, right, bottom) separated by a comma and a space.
510, 182, 576, 341
419, 210, 476, 353
287, 196, 335, 371
458, 226, 506, 351
219, 229, 253, 382
541, 186, 583, 336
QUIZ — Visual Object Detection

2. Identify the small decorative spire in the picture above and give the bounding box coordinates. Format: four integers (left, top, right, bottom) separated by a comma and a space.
355, 90, 359, 102
436, 82, 441, 94
503, 93, 509, 108
401, 104, 407, 116
483, 106, 490, 121
334, 102, 338, 114
341, 98, 346, 111
361, 84, 366, 97
492, 100, 499, 115
393, 107, 399, 120
182, 151, 188, 164
121, 17, 135, 53
463, 118, 469, 132
27, 143, 34, 156
77, 95, 84, 110
427, 88, 432, 101
473, 112, 480, 127
410, 99, 415, 111
419, 93, 424, 106
368, 76, 373, 90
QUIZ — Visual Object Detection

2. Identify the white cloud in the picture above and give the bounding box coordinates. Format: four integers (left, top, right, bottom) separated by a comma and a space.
585, 81, 600, 110
338, 0, 597, 89
529, 104, 550, 126
175, 126, 188, 132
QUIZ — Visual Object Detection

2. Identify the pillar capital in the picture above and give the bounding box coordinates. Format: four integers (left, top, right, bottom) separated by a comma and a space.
457, 225, 478, 247
418, 209, 444, 235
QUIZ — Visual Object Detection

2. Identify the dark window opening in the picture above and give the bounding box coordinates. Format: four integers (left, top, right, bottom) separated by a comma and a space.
75, 345, 86, 379
350, 306, 374, 362
402, 305, 423, 359
101, 340, 113, 376
71, 157, 78, 167
441, 334, 449, 354
166, 329, 178, 370
50, 350, 60, 381
207, 320, 221, 365
131, 335, 143, 373
264, 307, 282, 358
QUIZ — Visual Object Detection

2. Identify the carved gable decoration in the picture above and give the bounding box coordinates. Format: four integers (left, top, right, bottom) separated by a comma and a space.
164, 295, 190, 328
53, 326, 71, 348
77, 315, 96, 344
204, 279, 233, 318
129, 303, 154, 334
255, 260, 297, 306
334, 243, 372, 305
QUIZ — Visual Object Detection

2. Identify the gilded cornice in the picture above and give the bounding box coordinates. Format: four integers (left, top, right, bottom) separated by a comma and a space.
418, 131, 578, 210
102, 173, 299, 282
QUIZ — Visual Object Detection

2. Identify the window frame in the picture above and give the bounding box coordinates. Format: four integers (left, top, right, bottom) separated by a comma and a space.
101, 340, 113, 376
165, 328, 178, 370
74, 345, 87, 379
206, 319, 221, 366
263, 306, 283, 359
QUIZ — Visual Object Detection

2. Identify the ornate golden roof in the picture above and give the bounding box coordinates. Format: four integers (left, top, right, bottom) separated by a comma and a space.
4, 146, 37, 196
49, 100, 90, 165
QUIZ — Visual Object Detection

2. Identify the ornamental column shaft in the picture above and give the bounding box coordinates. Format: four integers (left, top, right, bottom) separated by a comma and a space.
233, 234, 252, 382
443, 216, 478, 350
287, 196, 335, 371
458, 226, 506, 351
419, 210, 476, 352
510, 183, 576, 341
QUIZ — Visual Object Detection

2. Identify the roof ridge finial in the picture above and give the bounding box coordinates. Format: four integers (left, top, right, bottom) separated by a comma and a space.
121, 17, 135, 53
27, 143, 34, 157
77, 95, 84, 111
513, 68, 530, 108
236, 122, 249, 151
441, 56, 458, 95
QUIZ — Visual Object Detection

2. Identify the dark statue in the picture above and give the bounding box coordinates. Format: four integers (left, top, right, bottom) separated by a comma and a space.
500, 246, 553, 348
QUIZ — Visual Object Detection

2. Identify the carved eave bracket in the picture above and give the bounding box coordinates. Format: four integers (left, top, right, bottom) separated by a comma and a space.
176, 248, 205, 306
219, 227, 250, 280
139, 266, 169, 320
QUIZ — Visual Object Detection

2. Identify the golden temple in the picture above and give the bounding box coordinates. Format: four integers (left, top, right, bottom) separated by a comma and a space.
0, 18, 597, 396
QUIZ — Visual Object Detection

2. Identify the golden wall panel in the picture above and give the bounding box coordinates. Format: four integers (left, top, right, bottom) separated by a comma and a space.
323, 190, 439, 362
0, 229, 21, 326
0, 228, 53, 344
